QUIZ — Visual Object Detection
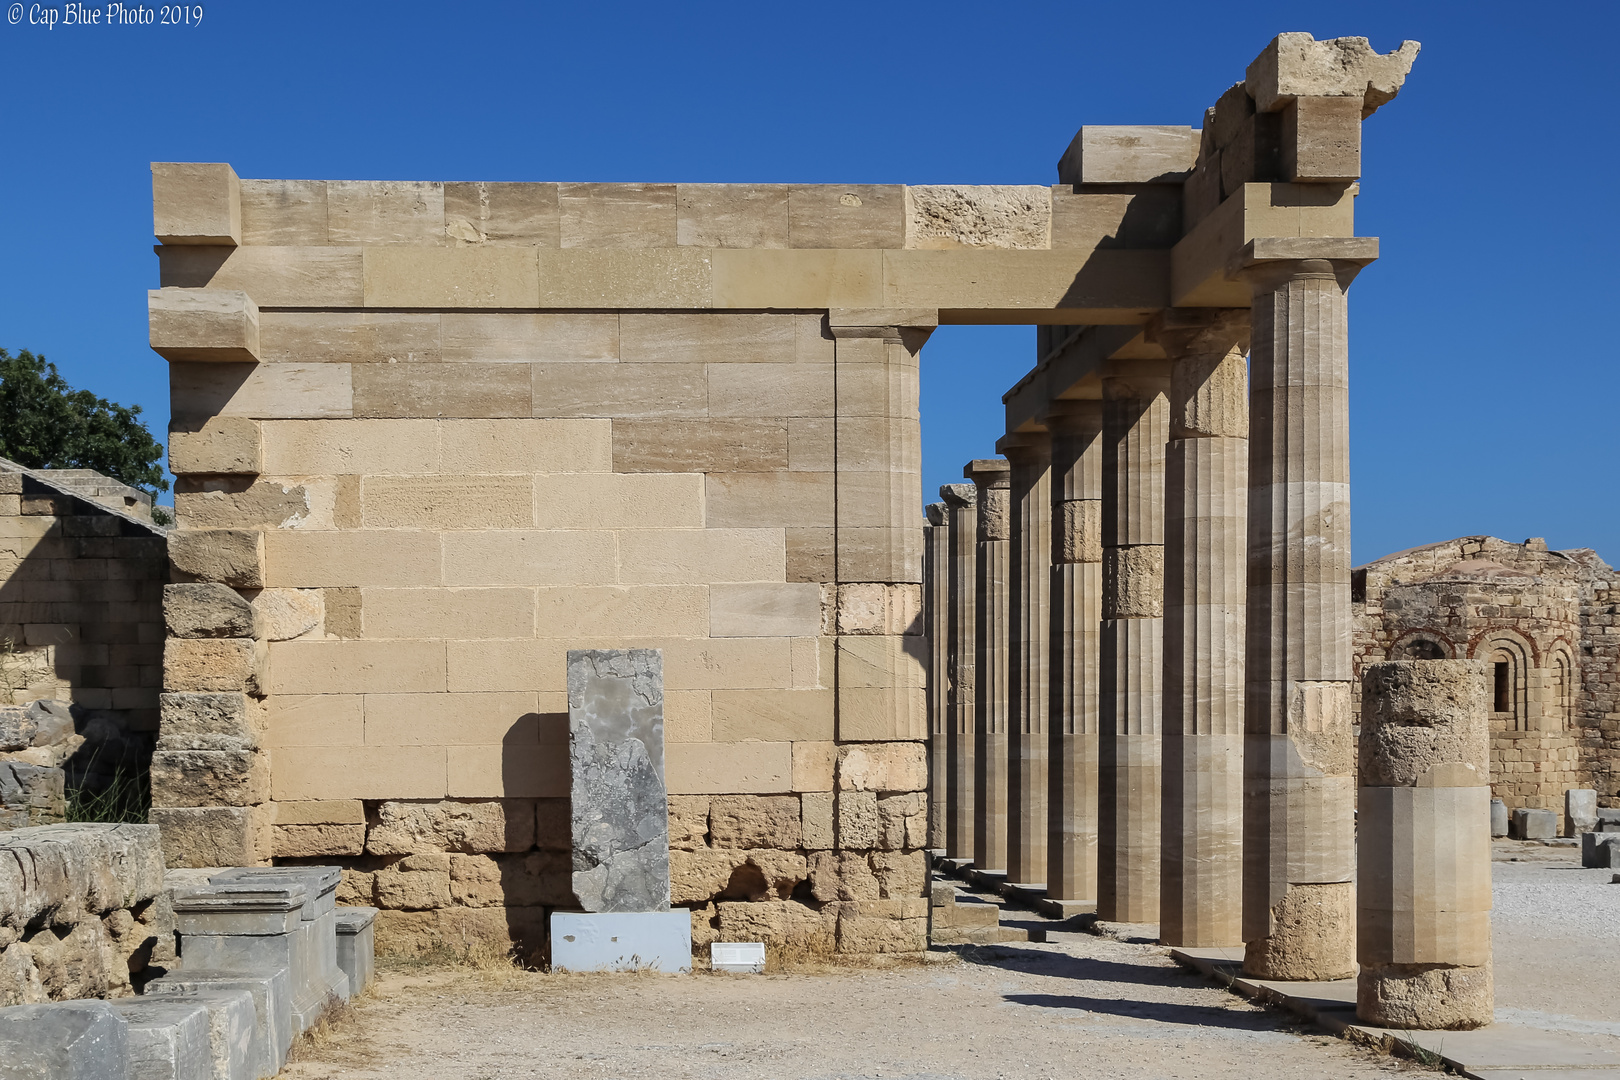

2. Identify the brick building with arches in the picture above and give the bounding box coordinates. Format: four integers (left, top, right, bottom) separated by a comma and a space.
1352, 535, 1619, 811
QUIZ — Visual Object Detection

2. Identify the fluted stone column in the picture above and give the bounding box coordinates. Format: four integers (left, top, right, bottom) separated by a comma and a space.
1242, 256, 1366, 980
1098, 362, 1170, 923
925, 502, 950, 851
1047, 403, 1104, 904
940, 483, 978, 860
966, 458, 1012, 873
1357, 660, 1493, 1030
1002, 434, 1052, 888
1158, 312, 1249, 948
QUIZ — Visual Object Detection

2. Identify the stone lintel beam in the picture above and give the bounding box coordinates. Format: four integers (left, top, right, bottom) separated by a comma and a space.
149, 288, 261, 363
1002, 325, 1140, 438
1170, 183, 1360, 308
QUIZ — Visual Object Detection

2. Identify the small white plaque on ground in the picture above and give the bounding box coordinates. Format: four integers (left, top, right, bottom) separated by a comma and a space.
710, 942, 766, 973
551, 912, 691, 974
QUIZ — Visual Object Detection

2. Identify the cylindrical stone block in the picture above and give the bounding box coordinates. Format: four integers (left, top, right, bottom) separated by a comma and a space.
1357, 660, 1493, 1030
1047, 403, 1103, 903
941, 483, 978, 860
967, 458, 1012, 873
1005, 437, 1052, 887
1242, 260, 1360, 980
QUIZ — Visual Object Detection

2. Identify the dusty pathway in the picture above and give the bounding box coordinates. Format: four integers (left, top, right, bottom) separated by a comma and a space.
282, 934, 1412, 1080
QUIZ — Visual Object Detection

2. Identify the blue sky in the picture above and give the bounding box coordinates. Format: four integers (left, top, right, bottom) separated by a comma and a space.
0, 1, 1614, 565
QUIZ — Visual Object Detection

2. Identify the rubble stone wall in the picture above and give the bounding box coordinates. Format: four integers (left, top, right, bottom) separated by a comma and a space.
0, 466, 168, 800
1352, 536, 1616, 810
0, 824, 175, 1005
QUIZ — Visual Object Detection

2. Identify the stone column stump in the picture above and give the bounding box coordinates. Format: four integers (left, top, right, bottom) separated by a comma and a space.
1357, 660, 1493, 1030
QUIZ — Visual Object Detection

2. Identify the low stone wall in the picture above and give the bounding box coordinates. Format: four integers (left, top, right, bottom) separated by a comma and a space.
0, 824, 174, 1005
275, 740, 930, 960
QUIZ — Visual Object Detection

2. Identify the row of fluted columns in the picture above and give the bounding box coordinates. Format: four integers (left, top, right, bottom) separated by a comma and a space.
923, 258, 1367, 981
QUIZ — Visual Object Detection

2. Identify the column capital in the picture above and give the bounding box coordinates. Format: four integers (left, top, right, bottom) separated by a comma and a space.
939, 482, 977, 509
1232, 237, 1378, 290
1043, 400, 1103, 438
1101, 357, 1172, 400
995, 431, 1051, 466
963, 458, 1011, 489
925, 502, 948, 526
827, 308, 939, 340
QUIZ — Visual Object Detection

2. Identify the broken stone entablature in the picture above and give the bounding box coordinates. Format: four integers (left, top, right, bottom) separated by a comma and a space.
1351, 534, 1619, 812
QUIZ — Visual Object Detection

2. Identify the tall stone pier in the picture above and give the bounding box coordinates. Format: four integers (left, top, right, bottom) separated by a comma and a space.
1157, 313, 1248, 947
967, 458, 1012, 874
1241, 252, 1369, 980
1003, 435, 1052, 888
1046, 403, 1103, 904
1098, 363, 1169, 923
941, 484, 979, 860
1358, 660, 1493, 1029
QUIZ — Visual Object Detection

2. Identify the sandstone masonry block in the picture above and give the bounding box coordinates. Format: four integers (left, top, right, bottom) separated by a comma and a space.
153, 162, 241, 245
163, 583, 258, 640
169, 529, 265, 589
149, 288, 260, 363
168, 416, 262, 476
150, 749, 269, 808
150, 805, 271, 868
366, 799, 536, 855
708, 795, 801, 850
156, 692, 256, 752
163, 638, 266, 696
836, 742, 928, 793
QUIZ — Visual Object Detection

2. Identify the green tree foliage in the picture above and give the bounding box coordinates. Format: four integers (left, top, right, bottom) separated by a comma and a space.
0, 348, 168, 498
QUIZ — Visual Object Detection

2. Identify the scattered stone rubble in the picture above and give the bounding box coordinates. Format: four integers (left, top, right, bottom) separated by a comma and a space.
0, 700, 81, 829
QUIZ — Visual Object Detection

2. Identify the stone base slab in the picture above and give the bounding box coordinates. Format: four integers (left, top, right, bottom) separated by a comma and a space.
550, 911, 691, 974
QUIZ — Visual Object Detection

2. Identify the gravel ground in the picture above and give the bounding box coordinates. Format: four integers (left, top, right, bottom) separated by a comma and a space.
280, 939, 1415, 1080
1491, 839, 1620, 1041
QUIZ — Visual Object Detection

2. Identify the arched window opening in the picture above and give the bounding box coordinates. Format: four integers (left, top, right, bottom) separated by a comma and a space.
1494, 661, 1512, 713
1550, 651, 1573, 732
1485, 639, 1530, 731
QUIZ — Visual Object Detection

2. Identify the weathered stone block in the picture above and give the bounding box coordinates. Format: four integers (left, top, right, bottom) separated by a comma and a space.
667, 796, 709, 852
106, 998, 213, 1080
715, 900, 835, 954
800, 792, 834, 850
835, 743, 927, 793
1510, 807, 1556, 841
568, 649, 668, 912
163, 639, 265, 696
1490, 798, 1508, 838
0, 1000, 130, 1080
153, 162, 241, 245
164, 583, 258, 640
373, 857, 451, 911
167, 417, 262, 477
836, 790, 879, 850
334, 907, 377, 999
150, 750, 269, 808
149, 288, 260, 363
157, 693, 255, 753
1581, 831, 1620, 869
365, 800, 535, 856
1282, 96, 1361, 182
149, 806, 270, 869
169, 530, 265, 590
1245, 32, 1420, 115
807, 851, 879, 902
1057, 126, 1198, 185
1359, 661, 1489, 787
832, 899, 927, 953
1567, 788, 1598, 837
708, 795, 801, 850
877, 793, 927, 851
905, 186, 1050, 250
1103, 545, 1164, 619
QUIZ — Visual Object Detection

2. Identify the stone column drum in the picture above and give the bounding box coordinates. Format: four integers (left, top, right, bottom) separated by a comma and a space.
967, 458, 1012, 874
940, 483, 979, 860
925, 503, 951, 851
1158, 313, 1249, 948
1358, 660, 1493, 1029
1046, 403, 1103, 903
1098, 363, 1169, 923
1242, 257, 1364, 980
1003, 434, 1052, 888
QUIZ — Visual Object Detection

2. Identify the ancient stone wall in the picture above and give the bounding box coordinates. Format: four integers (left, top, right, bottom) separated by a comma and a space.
0, 463, 167, 801
1351, 536, 1617, 810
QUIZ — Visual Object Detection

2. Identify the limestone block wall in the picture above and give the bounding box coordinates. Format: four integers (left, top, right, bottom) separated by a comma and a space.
0, 824, 174, 1005
1351, 536, 1616, 810
0, 463, 168, 797
150, 168, 959, 955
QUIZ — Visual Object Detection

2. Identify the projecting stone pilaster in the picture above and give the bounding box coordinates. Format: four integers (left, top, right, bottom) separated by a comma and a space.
1046, 403, 1103, 904
1098, 362, 1169, 923
1358, 661, 1493, 1030
1241, 252, 1371, 980
1155, 310, 1249, 948
1001, 434, 1052, 888
966, 458, 1012, 874
940, 483, 979, 860
925, 502, 950, 851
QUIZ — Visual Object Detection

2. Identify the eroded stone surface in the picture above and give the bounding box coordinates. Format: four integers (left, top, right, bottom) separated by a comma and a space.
1357, 960, 1492, 1030
906, 186, 1050, 250
568, 649, 668, 912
